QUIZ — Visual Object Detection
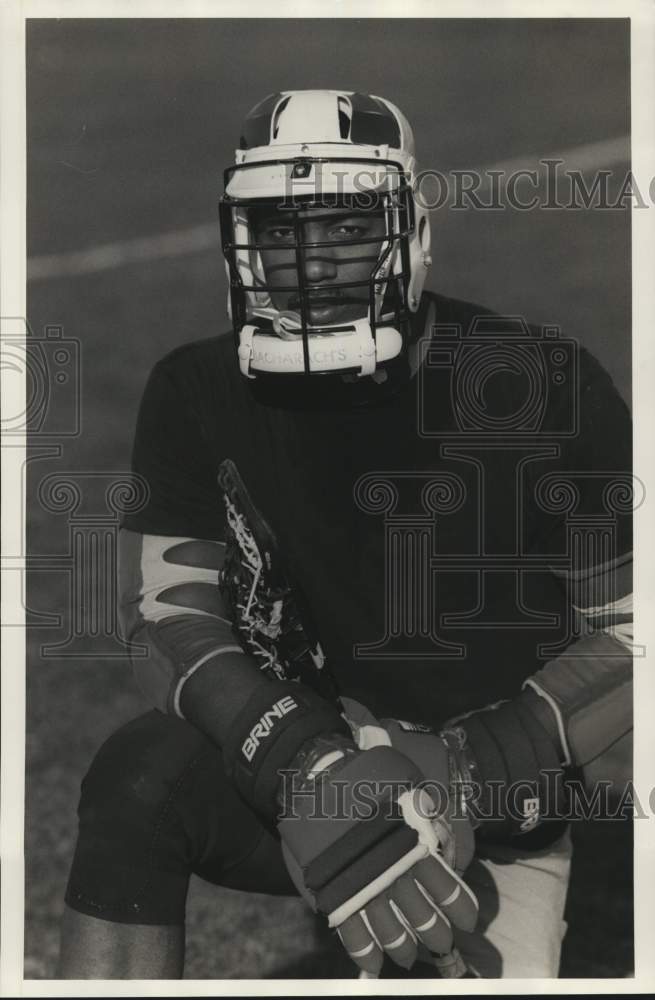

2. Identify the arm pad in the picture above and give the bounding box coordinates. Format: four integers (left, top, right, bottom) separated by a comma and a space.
522, 631, 632, 792
448, 631, 632, 839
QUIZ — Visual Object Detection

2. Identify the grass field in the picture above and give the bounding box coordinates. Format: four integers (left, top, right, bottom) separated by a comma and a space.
24, 18, 633, 979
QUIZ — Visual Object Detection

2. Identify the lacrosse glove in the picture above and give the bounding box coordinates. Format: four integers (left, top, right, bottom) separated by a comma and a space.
276, 704, 478, 974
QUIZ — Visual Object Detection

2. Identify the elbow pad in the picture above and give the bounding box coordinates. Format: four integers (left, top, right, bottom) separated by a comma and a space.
131, 615, 244, 717
522, 631, 632, 792
119, 528, 243, 716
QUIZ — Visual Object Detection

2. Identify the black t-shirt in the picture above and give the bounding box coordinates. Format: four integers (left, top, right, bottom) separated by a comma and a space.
123, 291, 632, 726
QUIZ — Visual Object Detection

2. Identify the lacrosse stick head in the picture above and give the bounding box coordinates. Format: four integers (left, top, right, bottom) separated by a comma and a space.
217, 459, 339, 701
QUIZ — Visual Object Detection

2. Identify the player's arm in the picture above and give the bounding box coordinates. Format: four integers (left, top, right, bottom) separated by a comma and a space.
343, 564, 632, 843
520, 551, 633, 794
118, 527, 266, 735
118, 516, 354, 770
446, 348, 633, 836
118, 352, 272, 739
443, 593, 633, 839
119, 352, 347, 743
118, 527, 478, 975
376, 347, 633, 839
503, 346, 634, 807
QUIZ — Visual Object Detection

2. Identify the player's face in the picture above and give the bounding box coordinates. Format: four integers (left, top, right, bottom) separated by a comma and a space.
251, 206, 386, 327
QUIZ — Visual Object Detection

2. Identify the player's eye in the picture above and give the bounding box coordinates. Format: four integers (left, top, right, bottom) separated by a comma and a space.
329, 215, 385, 242
266, 227, 295, 242
329, 224, 365, 240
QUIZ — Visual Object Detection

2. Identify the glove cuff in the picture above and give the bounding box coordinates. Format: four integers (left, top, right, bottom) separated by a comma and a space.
446, 699, 566, 840
222, 681, 350, 823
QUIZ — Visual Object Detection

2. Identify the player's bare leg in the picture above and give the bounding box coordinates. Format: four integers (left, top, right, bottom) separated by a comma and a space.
57, 907, 184, 978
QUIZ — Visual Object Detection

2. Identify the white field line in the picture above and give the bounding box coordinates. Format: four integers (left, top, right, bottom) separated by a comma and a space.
27, 136, 630, 282
27, 221, 220, 281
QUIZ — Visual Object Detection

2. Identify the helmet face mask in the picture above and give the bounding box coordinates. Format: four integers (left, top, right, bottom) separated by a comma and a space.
219, 91, 431, 381
248, 199, 393, 331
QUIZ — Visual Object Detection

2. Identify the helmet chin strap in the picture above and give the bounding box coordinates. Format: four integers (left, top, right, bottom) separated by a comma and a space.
252, 306, 356, 340
272, 311, 304, 340
245, 306, 302, 339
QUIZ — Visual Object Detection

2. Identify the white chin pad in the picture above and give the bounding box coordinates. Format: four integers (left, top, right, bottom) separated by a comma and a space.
238, 321, 402, 377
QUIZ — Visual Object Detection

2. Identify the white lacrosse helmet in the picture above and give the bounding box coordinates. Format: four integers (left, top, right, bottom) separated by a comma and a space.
219, 90, 432, 380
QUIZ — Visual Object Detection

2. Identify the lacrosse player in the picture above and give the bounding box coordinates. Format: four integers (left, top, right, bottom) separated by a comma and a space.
59, 91, 633, 979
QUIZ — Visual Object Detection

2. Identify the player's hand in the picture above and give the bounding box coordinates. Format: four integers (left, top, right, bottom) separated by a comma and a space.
341, 697, 477, 876
278, 743, 478, 975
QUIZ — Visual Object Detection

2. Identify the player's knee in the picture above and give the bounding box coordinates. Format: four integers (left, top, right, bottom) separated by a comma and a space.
75, 710, 213, 854
67, 711, 216, 924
